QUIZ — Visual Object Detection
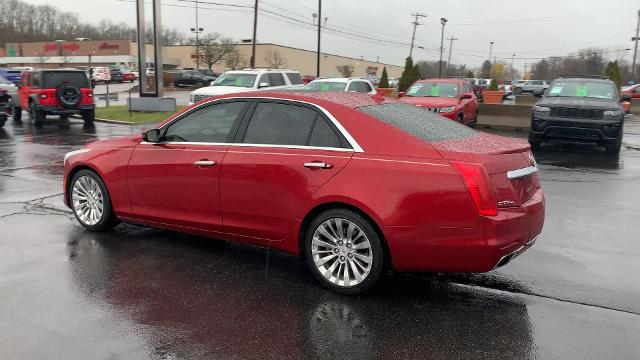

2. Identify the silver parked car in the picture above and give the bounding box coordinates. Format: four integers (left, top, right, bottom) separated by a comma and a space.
512, 80, 549, 95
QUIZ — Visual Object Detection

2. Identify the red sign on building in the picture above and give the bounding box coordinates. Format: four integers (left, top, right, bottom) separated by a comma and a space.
99, 42, 119, 50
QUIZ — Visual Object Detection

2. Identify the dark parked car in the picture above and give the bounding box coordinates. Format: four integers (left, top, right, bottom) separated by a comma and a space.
529, 76, 627, 154
0, 87, 9, 128
109, 66, 124, 83
196, 69, 220, 79
174, 70, 216, 88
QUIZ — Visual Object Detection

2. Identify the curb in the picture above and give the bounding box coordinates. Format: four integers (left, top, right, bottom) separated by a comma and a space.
70, 115, 135, 125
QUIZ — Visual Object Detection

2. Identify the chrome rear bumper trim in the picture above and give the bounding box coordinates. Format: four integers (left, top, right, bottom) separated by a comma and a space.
507, 165, 538, 179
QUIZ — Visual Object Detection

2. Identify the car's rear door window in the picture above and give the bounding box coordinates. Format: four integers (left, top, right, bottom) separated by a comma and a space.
163, 101, 246, 143
242, 102, 317, 146
358, 103, 477, 142
268, 73, 286, 86
285, 72, 303, 85
308, 117, 342, 148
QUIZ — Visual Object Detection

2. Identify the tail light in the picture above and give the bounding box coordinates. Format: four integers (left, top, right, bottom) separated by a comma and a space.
452, 161, 498, 216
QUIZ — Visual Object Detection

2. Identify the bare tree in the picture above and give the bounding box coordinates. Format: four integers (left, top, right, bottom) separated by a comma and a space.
193, 33, 236, 70
33, 53, 50, 65
264, 49, 288, 69
336, 64, 355, 77
224, 48, 247, 70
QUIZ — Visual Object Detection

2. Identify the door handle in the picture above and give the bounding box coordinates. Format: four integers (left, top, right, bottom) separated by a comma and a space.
194, 160, 216, 167
304, 162, 333, 169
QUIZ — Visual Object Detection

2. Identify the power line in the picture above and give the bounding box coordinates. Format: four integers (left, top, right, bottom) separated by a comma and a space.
453, 7, 634, 26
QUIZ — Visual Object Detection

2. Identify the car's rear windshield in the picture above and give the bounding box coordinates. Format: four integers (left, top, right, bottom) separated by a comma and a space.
43, 71, 89, 88
405, 82, 459, 98
357, 103, 477, 142
547, 80, 617, 100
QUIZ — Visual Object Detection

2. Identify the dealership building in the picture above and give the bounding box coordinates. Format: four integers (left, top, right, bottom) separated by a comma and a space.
0, 39, 403, 78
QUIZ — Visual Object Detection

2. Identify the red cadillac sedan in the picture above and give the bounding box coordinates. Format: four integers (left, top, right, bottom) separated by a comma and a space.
63, 91, 544, 294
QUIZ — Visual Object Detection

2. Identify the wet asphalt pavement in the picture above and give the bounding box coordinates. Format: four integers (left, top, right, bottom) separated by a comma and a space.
1, 115, 639, 359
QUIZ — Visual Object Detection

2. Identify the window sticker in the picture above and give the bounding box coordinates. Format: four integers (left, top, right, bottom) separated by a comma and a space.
550, 86, 563, 95
430, 85, 440, 96
407, 84, 422, 94
576, 84, 588, 97
235, 78, 242, 86
321, 83, 330, 91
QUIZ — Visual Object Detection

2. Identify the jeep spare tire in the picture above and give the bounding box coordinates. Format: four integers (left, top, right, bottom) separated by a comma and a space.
56, 83, 82, 108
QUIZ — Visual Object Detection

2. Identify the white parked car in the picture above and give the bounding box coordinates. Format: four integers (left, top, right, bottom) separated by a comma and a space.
190, 69, 304, 104
91, 66, 111, 83
304, 77, 377, 95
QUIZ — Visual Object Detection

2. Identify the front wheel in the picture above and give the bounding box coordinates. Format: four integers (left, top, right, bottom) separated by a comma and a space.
528, 133, 542, 150
305, 209, 385, 295
69, 170, 118, 231
513, 87, 523, 95
12, 106, 22, 122
30, 103, 45, 126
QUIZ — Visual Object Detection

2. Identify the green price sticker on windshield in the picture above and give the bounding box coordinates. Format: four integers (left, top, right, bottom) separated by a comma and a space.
576, 84, 587, 97
235, 78, 242, 86
321, 83, 330, 91
430, 85, 440, 96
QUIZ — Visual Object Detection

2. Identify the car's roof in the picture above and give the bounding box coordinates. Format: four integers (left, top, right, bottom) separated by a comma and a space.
35, 68, 85, 73
310, 78, 369, 83
552, 77, 613, 83
212, 90, 396, 109
225, 69, 298, 75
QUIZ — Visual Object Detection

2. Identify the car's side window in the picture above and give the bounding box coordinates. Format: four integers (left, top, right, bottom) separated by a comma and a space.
285, 72, 303, 85
308, 117, 342, 148
243, 102, 318, 146
258, 74, 271, 87
268, 73, 286, 86
163, 101, 246, 143
346, 81, 359, 92
31, 72, 40, 88
361, 82, 373, 93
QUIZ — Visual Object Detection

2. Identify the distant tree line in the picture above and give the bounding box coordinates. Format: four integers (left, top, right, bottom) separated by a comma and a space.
0, 0, 189, 46
527, 47, 636, 83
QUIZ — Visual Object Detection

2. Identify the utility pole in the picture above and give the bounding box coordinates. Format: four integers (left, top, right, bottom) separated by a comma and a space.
190, 0, 203, 69
438, 18, 448, 77
445, 36, 458, 76
511, 54, 516, 81
409, 12, 427, 58
251, 0, 258, 68
632, 8, 640, 80
524, 63, 528, 80
316, 0, 322, 77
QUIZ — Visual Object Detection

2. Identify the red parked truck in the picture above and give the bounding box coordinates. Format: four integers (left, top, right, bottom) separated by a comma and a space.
63, 91, 543, 294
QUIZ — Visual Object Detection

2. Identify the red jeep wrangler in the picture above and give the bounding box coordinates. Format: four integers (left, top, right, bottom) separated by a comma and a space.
13, 69, 95, 125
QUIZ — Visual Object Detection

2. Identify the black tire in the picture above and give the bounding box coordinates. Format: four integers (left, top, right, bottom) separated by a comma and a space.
56, 83, 82, 108
60, 114, 69, 120
528, 133, 541, 150
456, 113, 464, 124
304, 209, 385, 295
513, 87, 523, 95
30, 102, 45, 126
69, 169, 118, 232
82, 109, 95, 124
12, 106, 22, 122
0, 116, 5, 128
606, 137, 622, 155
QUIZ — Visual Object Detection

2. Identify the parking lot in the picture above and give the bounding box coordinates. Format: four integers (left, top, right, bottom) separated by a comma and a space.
1, 115, 640, 359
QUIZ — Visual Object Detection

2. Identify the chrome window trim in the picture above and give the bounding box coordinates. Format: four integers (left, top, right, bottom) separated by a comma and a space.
507, 165, 538, 179
158, 96, 364, 153
139, 141, 354, 153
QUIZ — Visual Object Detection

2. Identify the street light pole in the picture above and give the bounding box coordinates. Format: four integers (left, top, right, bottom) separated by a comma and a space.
438, 18, 447, 78
251, 0, 258, 68
511, 54, 516, 80
488, 41, 494, 78
190, 0, 203, 69
316, 0, 322, 77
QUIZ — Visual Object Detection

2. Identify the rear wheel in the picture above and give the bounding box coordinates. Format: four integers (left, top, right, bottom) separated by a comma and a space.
305, 209, 384, 295
514, 87, 523, 95
60, 114, 69, 120
606, 136, 622, 155
70, 170, 118, 231
30, 102, 45, 126
82, 109, 95, 124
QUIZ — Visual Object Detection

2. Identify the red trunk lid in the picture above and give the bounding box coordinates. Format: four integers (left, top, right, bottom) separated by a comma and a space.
432, 133, 539, 206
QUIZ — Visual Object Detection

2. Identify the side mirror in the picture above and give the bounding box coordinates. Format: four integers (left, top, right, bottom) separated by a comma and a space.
621, 93, 632, 102
397, 91, 405, 98
461, 93, 473, 100
142, 129, 161, 143
533, 89, 544, 98
258, 82, 270, 88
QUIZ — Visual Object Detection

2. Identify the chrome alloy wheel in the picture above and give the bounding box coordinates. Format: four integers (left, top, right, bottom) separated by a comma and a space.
71, 175, 104, 226
311, 218, 373, 288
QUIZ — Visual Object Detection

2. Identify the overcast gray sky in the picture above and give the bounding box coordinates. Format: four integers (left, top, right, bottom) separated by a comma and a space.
22, 0, 639, 70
